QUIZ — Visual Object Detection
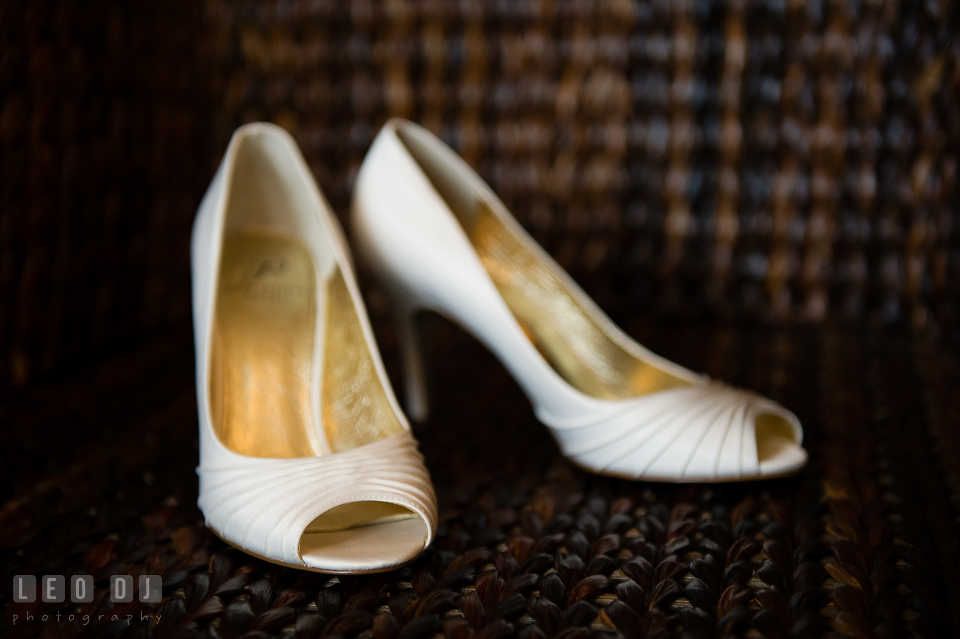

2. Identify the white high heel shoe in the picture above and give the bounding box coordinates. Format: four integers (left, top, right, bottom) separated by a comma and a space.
191, 123, 437, 573
350, 119, 807, 483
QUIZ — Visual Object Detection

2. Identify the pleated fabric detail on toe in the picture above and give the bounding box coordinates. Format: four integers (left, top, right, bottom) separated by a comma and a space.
197, 431, 437, 571
549, 381, 805, 482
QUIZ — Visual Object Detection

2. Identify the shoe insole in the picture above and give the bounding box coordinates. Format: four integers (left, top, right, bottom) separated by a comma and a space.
212, 232, 321, 457
211, 230, 405, 457
211, 230, 418, 554
467, 199, 692, 400
320, 257, 407, 453
301, 501, 426, 572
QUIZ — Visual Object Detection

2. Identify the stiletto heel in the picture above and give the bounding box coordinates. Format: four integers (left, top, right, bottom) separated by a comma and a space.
389, 291, 431, 422
351, 118, 808, 483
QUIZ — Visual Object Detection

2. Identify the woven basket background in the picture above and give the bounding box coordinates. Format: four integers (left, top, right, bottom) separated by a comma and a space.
2, 0, 958, 390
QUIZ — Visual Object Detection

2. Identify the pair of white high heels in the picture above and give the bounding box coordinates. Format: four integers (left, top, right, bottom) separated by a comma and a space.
192, 120, 807, 574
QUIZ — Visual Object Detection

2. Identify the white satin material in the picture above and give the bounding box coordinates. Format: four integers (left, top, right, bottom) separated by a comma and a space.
545, 381, 804, 481
350, 119, 807, 482
197, 431, 436, 572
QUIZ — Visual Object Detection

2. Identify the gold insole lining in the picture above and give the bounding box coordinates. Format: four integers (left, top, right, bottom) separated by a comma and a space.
211, 231, 404, 458
320, 257, 406, 453
467, 199, 692, 400
211, 232, 320, 457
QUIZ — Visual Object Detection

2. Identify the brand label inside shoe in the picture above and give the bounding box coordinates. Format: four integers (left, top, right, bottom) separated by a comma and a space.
223, 256, 312, 303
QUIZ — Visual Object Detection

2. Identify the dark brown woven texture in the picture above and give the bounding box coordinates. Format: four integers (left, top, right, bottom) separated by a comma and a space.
3, 1, 960, 638
2, 0, 959, 391
208, 0, 960, 336
2, 315, 960, 638
207, 0, 960, 333
0, 0, 212, 390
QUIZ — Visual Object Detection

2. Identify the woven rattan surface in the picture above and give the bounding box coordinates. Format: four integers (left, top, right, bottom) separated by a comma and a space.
2, 313, 960, 638
2, 0, 959, 390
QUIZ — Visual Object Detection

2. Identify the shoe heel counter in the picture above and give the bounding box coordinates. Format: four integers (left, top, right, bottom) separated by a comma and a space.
351, 128, 497, 315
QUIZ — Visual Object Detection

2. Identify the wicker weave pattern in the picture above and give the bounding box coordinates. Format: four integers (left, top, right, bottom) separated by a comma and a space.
0, 0, 210, 389
2, 319, 958, 637
207, 0, 959, 330
2, 1, 959, 388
